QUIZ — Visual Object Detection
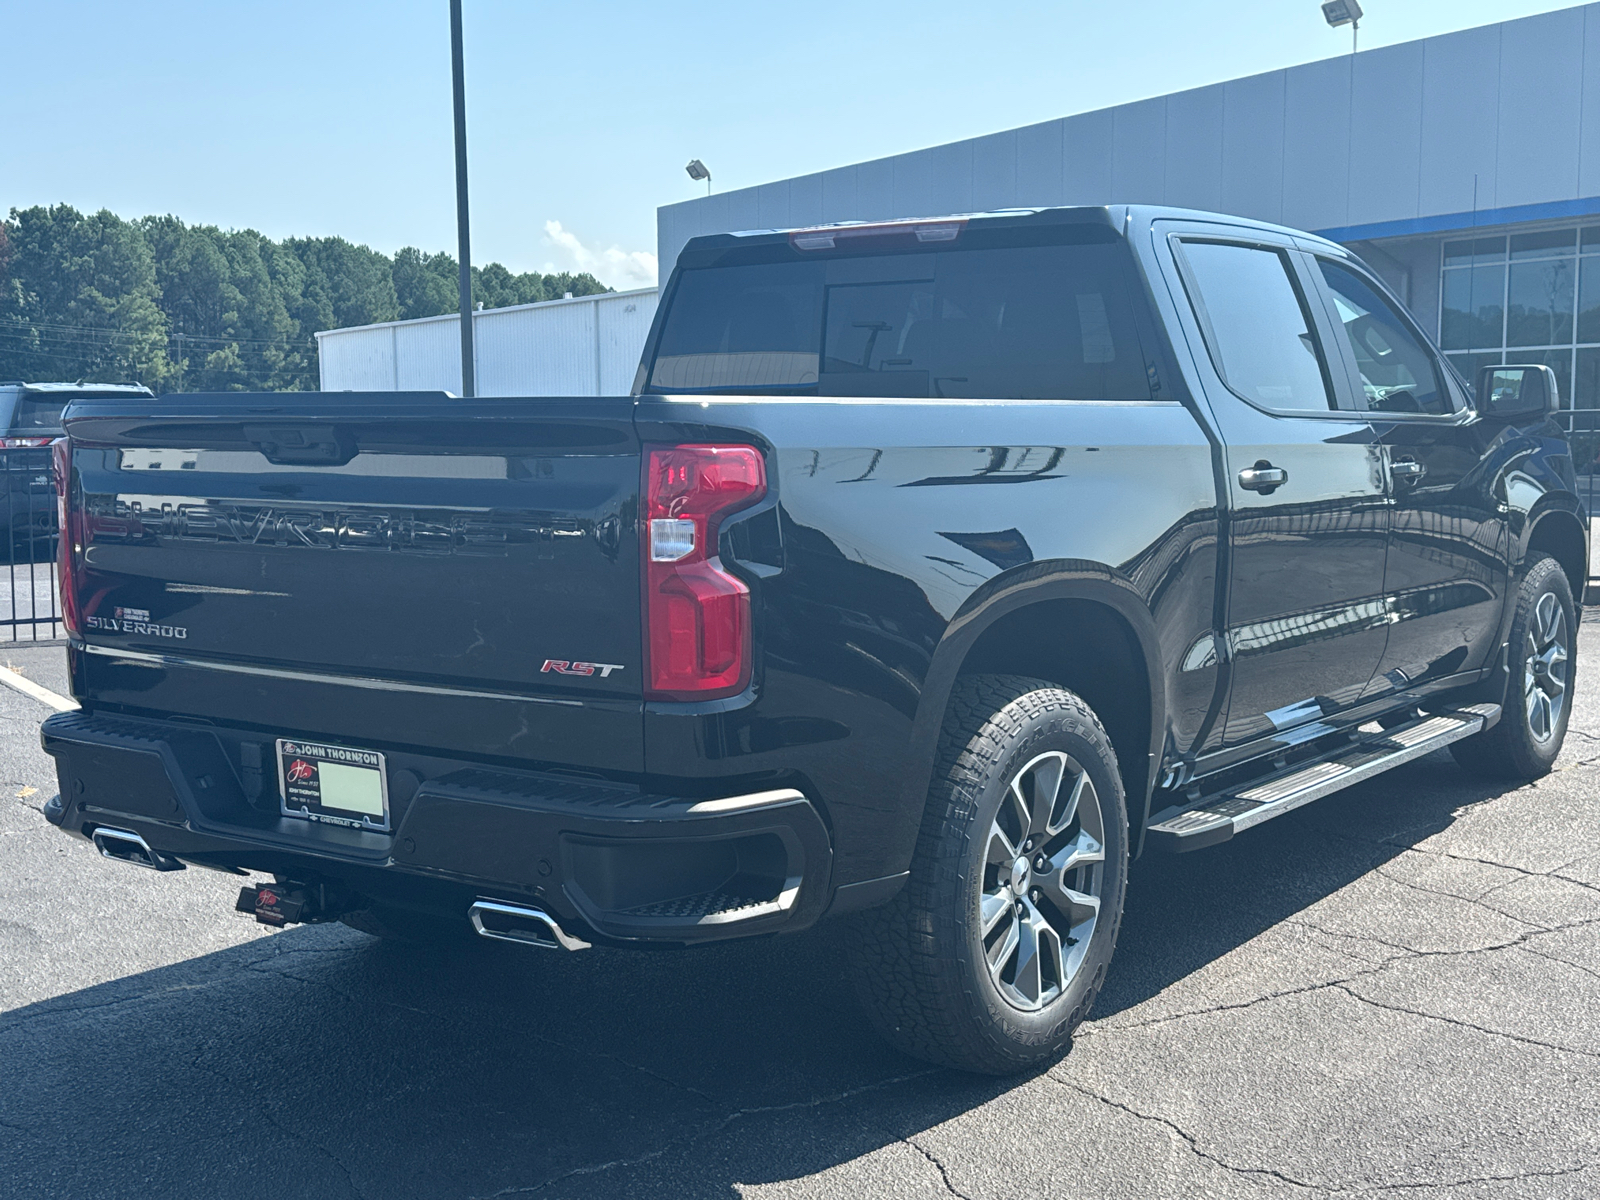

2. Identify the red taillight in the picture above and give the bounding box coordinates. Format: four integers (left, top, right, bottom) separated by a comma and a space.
643, 444, 766, 700
52, 438, 81, 637
1, 437, 55, 449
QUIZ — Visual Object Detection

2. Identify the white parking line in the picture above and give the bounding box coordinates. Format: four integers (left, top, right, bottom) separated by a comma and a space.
0, 665, 78, 712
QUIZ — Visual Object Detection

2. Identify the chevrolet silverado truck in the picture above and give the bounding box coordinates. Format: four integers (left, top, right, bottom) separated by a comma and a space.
41, 206, 1586, 1074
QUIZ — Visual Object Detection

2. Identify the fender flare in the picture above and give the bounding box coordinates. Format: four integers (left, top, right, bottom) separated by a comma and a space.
1516, 494, 1588, 582
884, 559, 1169, 876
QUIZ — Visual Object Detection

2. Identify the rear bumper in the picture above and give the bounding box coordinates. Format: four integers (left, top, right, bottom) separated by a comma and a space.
40, 710, 834, 946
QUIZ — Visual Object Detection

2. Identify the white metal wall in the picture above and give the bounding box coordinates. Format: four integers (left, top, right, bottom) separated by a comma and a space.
656, 4, 1600, 273
315, 287, 658, 396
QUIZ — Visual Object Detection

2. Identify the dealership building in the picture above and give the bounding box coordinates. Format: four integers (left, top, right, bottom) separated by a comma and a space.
322, 2, 1600, 412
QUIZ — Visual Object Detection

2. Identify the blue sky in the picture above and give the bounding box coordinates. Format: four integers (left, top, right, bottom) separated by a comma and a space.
3, 1, 1586, 287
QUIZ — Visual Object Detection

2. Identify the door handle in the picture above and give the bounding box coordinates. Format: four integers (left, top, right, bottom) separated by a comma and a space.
1390, 457, 1425, 486
1238, 461, 1288, 494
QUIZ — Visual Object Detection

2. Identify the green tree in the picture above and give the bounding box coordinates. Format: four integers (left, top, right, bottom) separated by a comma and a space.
286, 236, 400, 331
0, 203, 618, 392
392, 247, 458, 320
0, 205, 172, 386
139, 216, 312, 391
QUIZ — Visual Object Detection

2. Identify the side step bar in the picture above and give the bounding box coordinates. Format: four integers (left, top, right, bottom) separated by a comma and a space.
91, 827, 186, 872
1146, 704, 1500, 853
468, 900, 592, 951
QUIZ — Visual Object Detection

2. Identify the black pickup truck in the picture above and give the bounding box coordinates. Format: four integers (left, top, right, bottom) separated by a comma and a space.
41, 206, 1585, 1074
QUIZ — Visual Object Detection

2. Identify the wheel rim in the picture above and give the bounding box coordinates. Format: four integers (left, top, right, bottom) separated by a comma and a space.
978, 751, 1106, 1013
1524, 591, 1569, 745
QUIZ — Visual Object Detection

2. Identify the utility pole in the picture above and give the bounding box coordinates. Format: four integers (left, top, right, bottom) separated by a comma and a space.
449, 0, 476, 398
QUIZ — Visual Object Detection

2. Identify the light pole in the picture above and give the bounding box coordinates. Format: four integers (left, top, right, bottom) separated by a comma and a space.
686, 159, 712, 197
1321, 0, 1363, 55
450, 0, 476, 397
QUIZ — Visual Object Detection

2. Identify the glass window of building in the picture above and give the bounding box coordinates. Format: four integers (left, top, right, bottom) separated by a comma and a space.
1441, 225, 1600, 416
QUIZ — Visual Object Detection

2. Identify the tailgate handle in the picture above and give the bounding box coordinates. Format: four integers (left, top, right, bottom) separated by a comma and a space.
243, 425, 357, 467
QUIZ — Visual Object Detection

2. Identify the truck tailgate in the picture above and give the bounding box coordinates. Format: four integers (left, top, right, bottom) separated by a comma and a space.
62, 395, 643, 772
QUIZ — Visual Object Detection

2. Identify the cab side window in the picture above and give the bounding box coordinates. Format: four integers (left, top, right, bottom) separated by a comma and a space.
1178, 240, 1336, 414
1318, 260, 1452, 416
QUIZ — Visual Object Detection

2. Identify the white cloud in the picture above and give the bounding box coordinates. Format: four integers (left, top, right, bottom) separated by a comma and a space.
542, 220, 657, 288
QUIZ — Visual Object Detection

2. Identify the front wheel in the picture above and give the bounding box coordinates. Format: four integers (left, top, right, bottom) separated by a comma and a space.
1450, 553, 1576, 780
849, 675, 1128, 1075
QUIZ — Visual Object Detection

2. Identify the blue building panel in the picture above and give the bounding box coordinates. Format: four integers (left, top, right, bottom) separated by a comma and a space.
1418, 23, 1503, 217
1220, 70, 1286, 226
925, 139, 975, 217
1349, 42, 1425, 227
1282, 54, 1353, 231
970, 129, 1020, 214
754, 181, 790, 231
1110, 97, 1167, 205
1014, 118, 1066, 208
788, 172, 824, 228
855, 156, 897, 223
1162, 84, 1225, 214
1580, 7, 1600, 198
1496, 6, 1586, 209
1062, 108, 1115, 206
820, 164, 859, 224
890, 147, 939, 219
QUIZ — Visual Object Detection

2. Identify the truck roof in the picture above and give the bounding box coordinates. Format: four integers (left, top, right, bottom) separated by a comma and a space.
677, 204, 1349, 263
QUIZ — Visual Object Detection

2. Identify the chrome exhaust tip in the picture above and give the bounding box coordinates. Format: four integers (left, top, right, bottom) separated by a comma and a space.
91, 827, 185, 872
468, 900, 591, 951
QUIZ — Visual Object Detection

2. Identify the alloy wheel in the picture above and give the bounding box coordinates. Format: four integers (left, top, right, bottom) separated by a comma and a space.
979, 751, 1105, 1012
1524, 591, 1569, 744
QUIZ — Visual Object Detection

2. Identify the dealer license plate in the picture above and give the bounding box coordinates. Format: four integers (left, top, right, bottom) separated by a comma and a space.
277, 739, 391, 832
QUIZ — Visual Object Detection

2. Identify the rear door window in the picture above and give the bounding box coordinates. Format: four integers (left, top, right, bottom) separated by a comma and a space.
647, 240, 1153, 400
1176, 240, 1336, 414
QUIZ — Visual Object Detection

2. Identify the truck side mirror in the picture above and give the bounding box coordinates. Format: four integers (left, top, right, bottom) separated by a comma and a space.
1474, 364, 1559, 420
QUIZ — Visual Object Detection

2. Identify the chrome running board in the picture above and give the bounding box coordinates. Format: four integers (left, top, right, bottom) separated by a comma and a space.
1146, 704, 1500, 853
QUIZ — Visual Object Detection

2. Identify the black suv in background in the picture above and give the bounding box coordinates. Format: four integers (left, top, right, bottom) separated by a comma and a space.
0, 382, 153, 559
38, 207, 1587, 1074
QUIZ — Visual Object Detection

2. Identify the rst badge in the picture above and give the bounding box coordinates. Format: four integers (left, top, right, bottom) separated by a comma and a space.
541, 660, 624, 678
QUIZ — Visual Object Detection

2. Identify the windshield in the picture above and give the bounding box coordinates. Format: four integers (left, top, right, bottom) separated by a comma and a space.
647, 239, 1153, 400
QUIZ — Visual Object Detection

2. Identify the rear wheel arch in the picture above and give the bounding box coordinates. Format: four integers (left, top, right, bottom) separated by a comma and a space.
900, 566, 1165, 857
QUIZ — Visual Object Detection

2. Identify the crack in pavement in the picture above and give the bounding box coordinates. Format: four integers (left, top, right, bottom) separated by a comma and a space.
1323, 817, 1600, 903
906, 1136, 976, 1200
1084, 911, 1600, 1037
1332, 982, 1600, 1061
467, 1070, 939, 1198
1044, 1075, 1329, 1193
1336, 1159, 1600, 1194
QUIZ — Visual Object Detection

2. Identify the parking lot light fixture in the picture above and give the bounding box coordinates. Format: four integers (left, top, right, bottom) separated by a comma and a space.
686, 159, 712, 196
1321, 0, 1363, 53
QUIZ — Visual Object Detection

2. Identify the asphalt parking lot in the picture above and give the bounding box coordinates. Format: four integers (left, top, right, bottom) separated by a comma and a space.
2, 630, 1598, 1200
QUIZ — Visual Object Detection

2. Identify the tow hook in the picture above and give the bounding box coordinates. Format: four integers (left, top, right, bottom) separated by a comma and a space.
236, 880, 348, 927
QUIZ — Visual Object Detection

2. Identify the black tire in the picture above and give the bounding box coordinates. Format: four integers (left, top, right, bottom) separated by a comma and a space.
1450, 553, 1575, 780
848, 675, 1129, 1075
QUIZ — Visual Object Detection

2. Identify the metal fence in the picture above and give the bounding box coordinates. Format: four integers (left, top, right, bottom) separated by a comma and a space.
2, 445, 64, 642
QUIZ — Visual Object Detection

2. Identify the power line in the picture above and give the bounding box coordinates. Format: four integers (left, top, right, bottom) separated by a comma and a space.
0, 315, 315, 348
